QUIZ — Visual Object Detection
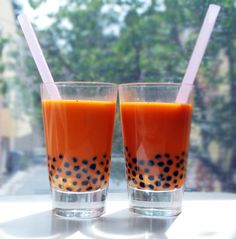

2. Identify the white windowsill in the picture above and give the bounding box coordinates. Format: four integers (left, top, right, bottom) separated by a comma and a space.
0, 192, 235, 239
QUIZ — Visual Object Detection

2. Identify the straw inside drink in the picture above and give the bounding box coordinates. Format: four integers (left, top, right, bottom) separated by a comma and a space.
17, 13, 60, 99
176, 4, 220, 103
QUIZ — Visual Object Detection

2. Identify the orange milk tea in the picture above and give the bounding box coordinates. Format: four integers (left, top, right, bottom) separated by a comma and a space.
42, 99, 116, 192
120, 102, 192, 191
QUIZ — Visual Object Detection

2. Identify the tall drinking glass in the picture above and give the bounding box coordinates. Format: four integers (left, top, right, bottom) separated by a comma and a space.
119, 83, 193, 216
41, 82, 117, 219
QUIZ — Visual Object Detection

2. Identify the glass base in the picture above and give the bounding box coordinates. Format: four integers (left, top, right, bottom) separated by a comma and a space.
128, 185, 183, 217
52, 187, 108, 219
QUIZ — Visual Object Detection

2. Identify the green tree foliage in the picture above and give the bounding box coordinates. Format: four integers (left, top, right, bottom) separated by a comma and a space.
26, 0, 236, 191
0, 36, 9, 95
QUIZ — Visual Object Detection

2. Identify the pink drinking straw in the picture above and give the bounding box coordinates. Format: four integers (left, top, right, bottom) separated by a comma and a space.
176, 4, 221, 103
17, 13, 60, 99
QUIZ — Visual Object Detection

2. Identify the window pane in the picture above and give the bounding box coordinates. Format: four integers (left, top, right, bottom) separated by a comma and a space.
0, 0, 235, 195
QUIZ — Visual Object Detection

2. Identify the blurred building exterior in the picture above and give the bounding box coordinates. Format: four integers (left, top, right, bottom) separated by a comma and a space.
0, 0, 38, 176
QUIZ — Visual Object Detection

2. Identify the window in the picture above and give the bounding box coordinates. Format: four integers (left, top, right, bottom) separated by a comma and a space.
0, 0, 235, 196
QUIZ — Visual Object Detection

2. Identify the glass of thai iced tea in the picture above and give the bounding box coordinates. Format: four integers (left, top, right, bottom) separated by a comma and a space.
41, 82, 117, 219
119, 83, 193, 217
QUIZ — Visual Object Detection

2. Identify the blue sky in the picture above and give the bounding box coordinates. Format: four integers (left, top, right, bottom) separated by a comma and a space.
21, 0, 62, 29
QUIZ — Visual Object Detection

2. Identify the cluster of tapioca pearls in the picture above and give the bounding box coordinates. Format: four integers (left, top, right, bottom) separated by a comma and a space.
48, 154, 111, 192
124, 146, 187, 190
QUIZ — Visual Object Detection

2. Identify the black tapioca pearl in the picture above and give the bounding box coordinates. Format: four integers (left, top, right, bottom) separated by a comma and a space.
144, 168, 150, 173
100, 175, 105, 181
128, 153, 131, 157
181, 167, 185, 171
173, 179, 178, 184
105, 167, 109, 173
155, 154, 162, 159
48, 163, 50, 168
96, 170, 101, 175
155, 181, 161, 186
148, 160, 155, 166
73, 166, 80, 171
64, 162, 70, 168
180, 174, 183, 179
51, 165, 55, 170
132, 158, 137, 164
82, 180, 89, 186
148, 184, 154, 190
103, 154, 107, 158
166, 176, 172, 181
173, 171, 179, 176
157, 161, 164, 167
127, 169, 131, 174
63, 178, 67, 183
55, 174, 59, 179
163, 183, 170, 189
73, 181, 77, 186
92, 156, 97, 161
132, 171, 136, 177
82, 160, 88, 165
180, 159, 185, 164
139, 160, 145, 165
87, 186, 93, 191
49, 171, 53, 176
135, 166, 140, 171
66, 187, 72, 191
181, 151, 185, 156
139, 174, 144, 180
66, 171, 72, 176
77, 188, 82, 192
128, 176, 131, 181
125, 146, 128, 152
100, 161, 105, 166
164, 167, 170, 173
92, 178, 98, 184
176, 163, 180, 168
139, 182, 146, 188
148, 175, 154, 181
175, 185, 179, 188
57, 167, 62, 173
106, 159, 109, 165
165, 154, 170, 158
132, 178, 137, 184
167, 159, 173, 165
48, 155, 51, 161
158, 174, 164, 181
76, 173, 82, 179
58, 184, 62, 189
82, 168, 88, 174
176, 155, 180, 160
59, 154, 63, 159
128, 163, 132, 168
87, 176, 91, 180
72, 157, 78, 163
52, 157, 56, 163
90, 164, 96, 170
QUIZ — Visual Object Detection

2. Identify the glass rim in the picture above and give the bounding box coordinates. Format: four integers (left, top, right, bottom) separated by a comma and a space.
40, 81, 117, 87
119, 82, 194, 88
